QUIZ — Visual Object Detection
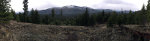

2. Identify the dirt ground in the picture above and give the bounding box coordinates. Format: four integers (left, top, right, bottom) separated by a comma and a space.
0, 21, 148, 41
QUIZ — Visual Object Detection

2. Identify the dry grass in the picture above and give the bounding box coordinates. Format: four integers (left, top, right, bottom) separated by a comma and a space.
0, 21, 148, 41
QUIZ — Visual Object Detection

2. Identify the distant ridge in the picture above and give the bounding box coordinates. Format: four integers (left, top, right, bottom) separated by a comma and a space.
38, 5, 129, 16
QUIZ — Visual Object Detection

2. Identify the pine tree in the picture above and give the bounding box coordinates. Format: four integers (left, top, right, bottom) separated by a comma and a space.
117, 14, 124, 26
30, 9, 40, 24
76, 8, 90, 26
147, 0, 150, 11
18, 12, 23, 22
107, 11, 117, 26
0, 0, 13, 23
89, 14, 97, 26
96, 10, 106, 24
60, 8, 63, 16
140, 4, 147, 25
51, 8, 56, 24
15, 15, 20, 22
97, 12, 103, 24
23, 0, 28, 22
51, 8, 55, 18
126, 10, 134, 24
34, 9, 40, 24
10, 9, 16, 20
43, 15, 50, 24
147, 0, 150, 22
101, 10, 106, 23
142, 4, 146, 15
10, 9, 20, 22
102, 10, 105, 16
83, 8, 90, 26
30, 9, 35, 23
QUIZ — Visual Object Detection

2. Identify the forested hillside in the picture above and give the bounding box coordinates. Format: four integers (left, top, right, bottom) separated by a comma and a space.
9, 0, 149, 26
14, 3, 148, 27
1, 0, 149, 26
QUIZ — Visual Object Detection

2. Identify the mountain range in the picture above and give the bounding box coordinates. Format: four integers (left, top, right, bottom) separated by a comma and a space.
38, 5, 130, 16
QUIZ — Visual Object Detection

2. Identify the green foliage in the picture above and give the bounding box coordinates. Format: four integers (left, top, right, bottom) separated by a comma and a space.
23, 0, 28, 22
60, 8, 63, 16
147, 0, 150, 22
117, 14, 124, 26
83, 8, 90, 26
11, 9, 16, 20
42, 15, 50, 24
18, 12, 23, 22
140, 4, 147, 25
14, 0, 150, 26
0, 0, 13, 23
126, 10, 134, 24
89, 14, 97, 26
76, 8, 90, 26
15, 15, 20, 22
51, 8, 55, 18
107, 11, 117, 26
96, 10, 106, 24
30, 9, 40, 24
141, 4, 146, 15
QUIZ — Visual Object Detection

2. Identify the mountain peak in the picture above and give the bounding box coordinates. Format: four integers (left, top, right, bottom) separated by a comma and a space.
63, 5, 81, 8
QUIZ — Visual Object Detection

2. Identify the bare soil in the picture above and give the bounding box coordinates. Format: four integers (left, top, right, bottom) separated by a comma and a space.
0, 21, 149, 41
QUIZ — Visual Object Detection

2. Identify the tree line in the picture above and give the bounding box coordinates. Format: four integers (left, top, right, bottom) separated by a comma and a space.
1, 0, 150, 26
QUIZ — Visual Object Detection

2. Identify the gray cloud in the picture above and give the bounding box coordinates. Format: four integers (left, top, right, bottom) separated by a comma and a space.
31, 3, 56, 10
11, 0, 148, 12
91, 0, 137, 11
104, 0, 124, 4
103, 0, 133, 5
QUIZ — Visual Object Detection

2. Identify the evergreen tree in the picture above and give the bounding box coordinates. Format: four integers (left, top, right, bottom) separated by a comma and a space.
140, 4, 147, 25
89, 14, 97, 26
101, 10, 106, 23
18, 12, 23, 22
60, 8, 63, 16
10, 9, 20, 22
43, 15, 50, 24
97, 12, 103, 23
96, 10, 105, 24
126, 10, 134, 24
107, 11, 117, 26
82, 8, 90, 26
10, 9, 16, 20
51, 8, 55, 18
34, 9, 40, 24
51, 8, 56, 24
15, 15, 20, 22
0, 0, 13, 23
147, 0, 150, 22
117, 14, 124, 26
30, 9, 40, 24
30, 9, 35, 23
23, 0, 28, 22
142, 4, 146, 15
76, 8, 90, 26
147, 0, 150, 10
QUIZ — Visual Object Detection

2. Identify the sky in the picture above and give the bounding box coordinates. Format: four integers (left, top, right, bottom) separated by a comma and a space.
10, 0, 148, 12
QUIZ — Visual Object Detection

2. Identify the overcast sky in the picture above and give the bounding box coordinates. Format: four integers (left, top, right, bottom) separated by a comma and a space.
10, 0, 148, 12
